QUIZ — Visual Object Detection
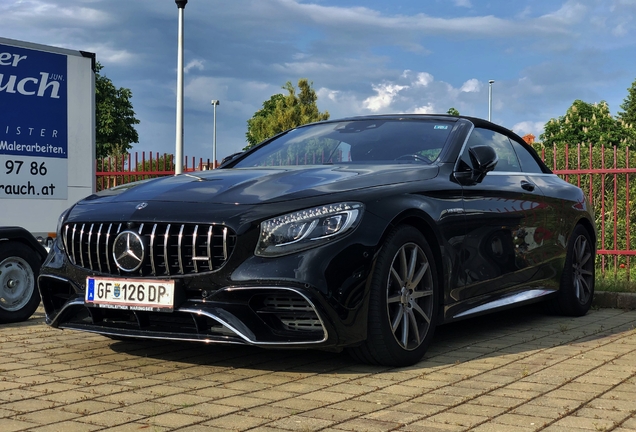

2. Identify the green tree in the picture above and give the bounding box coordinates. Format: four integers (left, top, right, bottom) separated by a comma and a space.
617, 78, 636, 127
245, 79, 330, 149
446, 107, 460, 116
540, 100, 634, 148
96, 62, 140, 158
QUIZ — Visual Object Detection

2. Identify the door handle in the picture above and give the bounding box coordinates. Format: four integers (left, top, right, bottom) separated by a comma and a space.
521, 180, 535, 192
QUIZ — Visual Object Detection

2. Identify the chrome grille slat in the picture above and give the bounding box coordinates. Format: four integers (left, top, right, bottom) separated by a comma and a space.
96, 223, 103, 272
149, 224, 157, 276
207, 226, 213, 271
87, 224, 94, 270
105, 224, 113, 272
223, 227, 228, 260
115, 223, 122, 275
62, 222, 236, 277
177, 225, 185, 275
71, 224, 77, 265
63, 225, 71, 264
192, 225, 199, 273
164, 224, 171, 276
78, 224, 85, 268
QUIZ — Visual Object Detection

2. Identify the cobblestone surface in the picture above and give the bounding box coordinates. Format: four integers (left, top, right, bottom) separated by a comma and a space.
1, 305, 635, 431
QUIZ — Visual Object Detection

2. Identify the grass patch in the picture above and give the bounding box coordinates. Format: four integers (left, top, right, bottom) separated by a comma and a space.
595, 277, 636, 293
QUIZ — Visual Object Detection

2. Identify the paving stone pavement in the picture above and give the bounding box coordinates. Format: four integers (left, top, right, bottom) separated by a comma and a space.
1, 305, 635, 432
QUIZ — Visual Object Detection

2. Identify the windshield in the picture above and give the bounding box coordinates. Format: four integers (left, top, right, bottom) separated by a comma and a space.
234, 119, 455, 168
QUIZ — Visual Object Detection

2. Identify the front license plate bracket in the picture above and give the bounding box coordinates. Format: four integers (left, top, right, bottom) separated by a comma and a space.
85, 277, 178, 313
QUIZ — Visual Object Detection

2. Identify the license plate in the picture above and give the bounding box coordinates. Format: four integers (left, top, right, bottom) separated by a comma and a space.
85, 277, 175, 312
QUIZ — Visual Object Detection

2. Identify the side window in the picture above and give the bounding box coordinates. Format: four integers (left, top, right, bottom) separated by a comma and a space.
510, 139, 544, 174
458, 128, 521, 173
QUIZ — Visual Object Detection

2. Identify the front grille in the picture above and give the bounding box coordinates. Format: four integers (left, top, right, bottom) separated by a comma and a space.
63, 222, 236, 276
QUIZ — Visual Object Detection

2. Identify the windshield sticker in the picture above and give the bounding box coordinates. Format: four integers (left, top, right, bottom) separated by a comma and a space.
434, 125, 448, 130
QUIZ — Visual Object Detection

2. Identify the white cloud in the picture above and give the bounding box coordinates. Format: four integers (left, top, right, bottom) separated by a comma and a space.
537, 1, 587, 26
84, 44, 134, 64
415, 72, 434, 87
6, 0, 112, 25
317, 88, 341, 103
363, 83, 409, 111
460, 79, 482, 93
185, 59, 205, 74
512, 121, 545, 138
272, 61, 337, 75
412, 103, 436, 114
274, 0, 571, 39
613, 23, 628, 36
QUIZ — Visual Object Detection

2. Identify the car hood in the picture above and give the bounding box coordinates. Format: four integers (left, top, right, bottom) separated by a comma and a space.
83, 164, 439, 206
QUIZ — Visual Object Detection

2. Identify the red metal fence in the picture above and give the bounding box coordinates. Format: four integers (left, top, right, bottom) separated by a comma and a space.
538, 143, 636, 279
96, 153, 214, 191
97, 148, 636, 278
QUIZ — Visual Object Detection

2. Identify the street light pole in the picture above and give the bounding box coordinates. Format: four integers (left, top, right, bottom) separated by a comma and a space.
211, 99, 220, 168
488, 80, 495, 122
174, 0, 188, 175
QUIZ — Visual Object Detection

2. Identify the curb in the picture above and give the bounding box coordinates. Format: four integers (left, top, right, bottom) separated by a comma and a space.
593, 291, 636, 310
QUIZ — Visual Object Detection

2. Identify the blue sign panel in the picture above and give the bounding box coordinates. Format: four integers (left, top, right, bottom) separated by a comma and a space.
0, 44, 68, 159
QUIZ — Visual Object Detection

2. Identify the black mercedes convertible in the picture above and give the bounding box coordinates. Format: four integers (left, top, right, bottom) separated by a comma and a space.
38, 115, 596, 366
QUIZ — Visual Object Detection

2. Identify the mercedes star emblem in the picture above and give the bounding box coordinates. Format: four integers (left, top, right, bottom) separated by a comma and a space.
112, 231, 145, 272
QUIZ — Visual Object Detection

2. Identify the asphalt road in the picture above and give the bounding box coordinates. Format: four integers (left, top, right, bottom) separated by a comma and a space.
1, 305, 635, 431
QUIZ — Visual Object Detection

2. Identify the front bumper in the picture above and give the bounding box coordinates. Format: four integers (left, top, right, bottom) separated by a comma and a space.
39, 273, 333, 347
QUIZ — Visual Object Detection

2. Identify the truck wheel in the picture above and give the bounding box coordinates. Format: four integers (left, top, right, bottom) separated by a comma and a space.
0, 242, 42, 323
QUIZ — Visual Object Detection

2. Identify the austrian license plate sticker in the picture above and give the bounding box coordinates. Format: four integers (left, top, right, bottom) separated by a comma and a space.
85, 277, 175, 312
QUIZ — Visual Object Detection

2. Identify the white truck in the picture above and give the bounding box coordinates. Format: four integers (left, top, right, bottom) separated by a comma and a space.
0, 37, 95, 322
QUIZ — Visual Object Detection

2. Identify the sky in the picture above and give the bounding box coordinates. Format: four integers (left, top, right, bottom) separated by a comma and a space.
3, 0, 636, 163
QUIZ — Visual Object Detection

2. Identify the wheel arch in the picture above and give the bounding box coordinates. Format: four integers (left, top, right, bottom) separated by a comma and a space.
0, 227, 48, 262
574, 217, 597, 250
384, 210, 447, 309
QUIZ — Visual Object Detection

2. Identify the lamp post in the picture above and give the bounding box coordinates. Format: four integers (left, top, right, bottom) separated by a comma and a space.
488, 79, 495, 122
174, 0, 188, 175
211, 99, 220, 168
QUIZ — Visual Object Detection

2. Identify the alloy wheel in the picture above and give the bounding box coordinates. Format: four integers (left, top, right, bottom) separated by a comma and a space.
386, 242, 434, 351
572, 234, 593, 305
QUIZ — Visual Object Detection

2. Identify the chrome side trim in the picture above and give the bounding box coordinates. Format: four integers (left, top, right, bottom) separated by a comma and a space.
453, 289, 556, 319
487, 171, 558, 178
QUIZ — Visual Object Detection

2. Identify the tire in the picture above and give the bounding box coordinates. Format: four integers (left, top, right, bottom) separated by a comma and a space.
0, 242, 42, 323
349, 225, 439, 366
551, 225, 595, 316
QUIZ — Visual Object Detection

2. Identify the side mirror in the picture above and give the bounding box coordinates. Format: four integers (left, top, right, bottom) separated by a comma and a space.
453, 145, 498, 185
468, 145, 498, 183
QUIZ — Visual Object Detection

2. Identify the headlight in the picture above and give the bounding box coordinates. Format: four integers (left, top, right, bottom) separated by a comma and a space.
256, 202, 364, 257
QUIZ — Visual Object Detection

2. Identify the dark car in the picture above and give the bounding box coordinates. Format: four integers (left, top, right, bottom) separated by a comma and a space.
38, 115, 596, 366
